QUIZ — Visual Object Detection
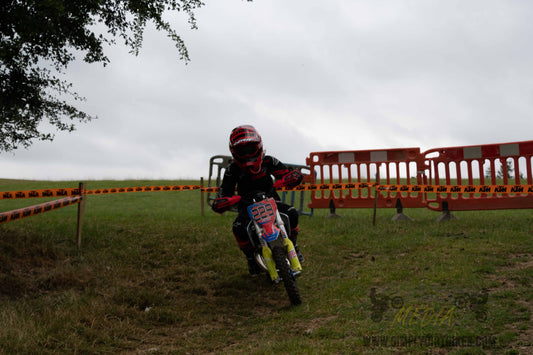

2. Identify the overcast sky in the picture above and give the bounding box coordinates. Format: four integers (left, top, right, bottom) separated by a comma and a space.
2, 0, 532, 181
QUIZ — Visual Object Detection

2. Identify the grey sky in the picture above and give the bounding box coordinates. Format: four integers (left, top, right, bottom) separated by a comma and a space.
2, 0, 532, 180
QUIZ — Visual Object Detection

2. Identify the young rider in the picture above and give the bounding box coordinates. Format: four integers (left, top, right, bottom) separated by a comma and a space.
211, 125, 304, 275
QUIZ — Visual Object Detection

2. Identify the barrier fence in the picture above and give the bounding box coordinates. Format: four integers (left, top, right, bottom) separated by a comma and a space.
305, 148, 426, 211
306, 140, 533, 219
0, 195, 82, 224
1, 183, 86, 247
2, 141, 533, 241
424, 141, 533, 211
2, 181, 532, 224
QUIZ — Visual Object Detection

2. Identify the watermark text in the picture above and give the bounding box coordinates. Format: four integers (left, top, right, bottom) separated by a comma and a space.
362, 335, 496, 348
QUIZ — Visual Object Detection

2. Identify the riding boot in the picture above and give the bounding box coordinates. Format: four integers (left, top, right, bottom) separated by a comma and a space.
293, 243, 305, 263
242, 249, 262, 276
246, 256, 262, 276
290, 227, 304, 263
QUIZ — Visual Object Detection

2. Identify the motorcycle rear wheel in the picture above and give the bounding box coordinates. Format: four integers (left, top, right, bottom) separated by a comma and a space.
272, 245, 302, 306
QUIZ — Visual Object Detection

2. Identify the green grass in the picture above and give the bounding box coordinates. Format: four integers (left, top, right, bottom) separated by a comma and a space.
0, 179, 532, 354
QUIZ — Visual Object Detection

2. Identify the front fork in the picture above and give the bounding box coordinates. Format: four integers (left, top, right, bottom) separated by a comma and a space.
261, 244, 279, 282
255, 215, 303, 282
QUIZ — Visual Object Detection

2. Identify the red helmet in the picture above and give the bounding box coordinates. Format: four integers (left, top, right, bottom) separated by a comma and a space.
229, 125, 264, 175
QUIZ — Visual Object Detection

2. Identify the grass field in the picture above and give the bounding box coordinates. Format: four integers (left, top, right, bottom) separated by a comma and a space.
0, 179, 532, 354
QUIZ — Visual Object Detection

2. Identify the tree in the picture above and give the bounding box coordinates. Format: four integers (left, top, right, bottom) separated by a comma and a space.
496, 160, 514, 179
0, 0, 204, 152
485, 160, 520, 180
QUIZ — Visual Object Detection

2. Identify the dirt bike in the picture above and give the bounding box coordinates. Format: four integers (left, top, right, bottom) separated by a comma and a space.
246, 193, 303, 306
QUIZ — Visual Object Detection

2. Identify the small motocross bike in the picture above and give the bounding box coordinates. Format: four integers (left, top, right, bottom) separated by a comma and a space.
246, 193, 303, 306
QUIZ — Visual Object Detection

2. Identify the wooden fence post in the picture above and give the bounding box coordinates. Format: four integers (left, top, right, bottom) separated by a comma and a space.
201, 177, 205, 216
77, 182, 86, 248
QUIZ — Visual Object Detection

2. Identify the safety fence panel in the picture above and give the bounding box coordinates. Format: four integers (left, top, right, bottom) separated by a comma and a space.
424, 141, 533, 211
206, 155, 234, 208
306, 148, 426, 210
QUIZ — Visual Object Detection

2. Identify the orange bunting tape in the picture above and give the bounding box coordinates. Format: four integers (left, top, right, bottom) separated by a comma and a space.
0, 196, 82, 224
0, 188, 81, 200
278, 182, 375, 191
85, 185, 202, 195
2, 183, 533, 200
278, 183, 533, 194
375, 184, 533, 194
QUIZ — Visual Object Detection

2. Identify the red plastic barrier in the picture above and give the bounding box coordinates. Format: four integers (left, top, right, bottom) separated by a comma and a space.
306, 148, 426, 209
423, 141, 533, 211
306, 140, 533, 213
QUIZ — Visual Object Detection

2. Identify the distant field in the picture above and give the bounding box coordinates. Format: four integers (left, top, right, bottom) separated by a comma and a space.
0, 179, 531, 354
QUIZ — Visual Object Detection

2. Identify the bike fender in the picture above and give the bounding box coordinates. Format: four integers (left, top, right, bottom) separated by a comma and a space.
262, 225, 279, 242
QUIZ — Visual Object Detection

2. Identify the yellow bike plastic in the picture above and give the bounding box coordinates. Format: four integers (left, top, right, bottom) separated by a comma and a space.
262, 246, 279, 281
283, 238, 302, 272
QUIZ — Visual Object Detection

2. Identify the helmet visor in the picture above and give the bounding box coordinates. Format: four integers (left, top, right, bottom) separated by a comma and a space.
233, 143, 262, 162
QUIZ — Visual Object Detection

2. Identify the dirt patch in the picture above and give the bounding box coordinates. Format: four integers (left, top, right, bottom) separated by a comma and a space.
488, 253, 533, 291
0, 230, 92, 299
487, 253, 533, 351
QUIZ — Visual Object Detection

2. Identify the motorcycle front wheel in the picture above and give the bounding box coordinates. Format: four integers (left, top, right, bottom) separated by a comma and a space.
272, 245, 302, 306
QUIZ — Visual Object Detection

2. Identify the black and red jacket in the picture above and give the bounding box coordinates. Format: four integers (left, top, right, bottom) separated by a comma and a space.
218, 155, 291, 209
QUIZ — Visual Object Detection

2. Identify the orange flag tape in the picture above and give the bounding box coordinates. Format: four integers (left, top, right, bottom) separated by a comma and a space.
2, 183, 533, 200
0, 196, 82, 224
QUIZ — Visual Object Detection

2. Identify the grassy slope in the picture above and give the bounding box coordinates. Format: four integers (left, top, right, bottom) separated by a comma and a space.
0, 179, 531, 354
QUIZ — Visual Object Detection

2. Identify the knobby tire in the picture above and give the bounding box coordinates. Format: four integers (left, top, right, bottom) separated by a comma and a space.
272, 246, 302, 306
